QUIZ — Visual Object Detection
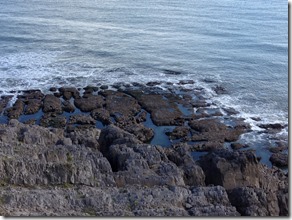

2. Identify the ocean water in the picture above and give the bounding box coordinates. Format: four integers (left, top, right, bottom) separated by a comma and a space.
0, 0, 288, 141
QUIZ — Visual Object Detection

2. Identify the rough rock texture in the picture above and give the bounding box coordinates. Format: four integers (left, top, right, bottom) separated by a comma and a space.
68, 114, 96, 125
269, 153, 288, 167
43, 95, 62, 114
62, 101, 75, 113
74, 95, 104, 112
198, 149, 288, 216
102, 91, 141, 122
59, 87, 80, 100
6, 99, 25, 119
40, 113, 67, 128
0, 84, 288, 217
0, 96, 13, 114
91, 108, 111, 125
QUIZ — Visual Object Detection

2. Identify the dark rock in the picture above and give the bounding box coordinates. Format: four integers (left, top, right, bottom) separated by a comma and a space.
74, 95, 104, 112
251, 117, 261, 121
163, 69, 182, 75
100, 85, 108, 90
53, 92, 62, 98
190, 141, 224, 152
277, 189, 289, 216
146, 81, 161, 87
69, 114, 96, 125
268, 145, 287, 153
230, 143, 248, 150
258, 123, 284, 130
84, 86, 98, 93
123, 123, 154, 143
63, 91, 73, 100
40, 114, 67, 128
24, 99, 42, 115
213, 85, 227, 95
21, 90, 44, 100
59, 87, 80, 99
198, 149, 261, 190
135, 111, 147, 123
104, 91, 141, 122
43, 95, 62, 114
49, 87, 57, 92
189, 119, 245, 143
5, 99, 24, 119
178, 80, 195, 85
99, 125, 141, 153
136, 93, 183, 126
192, 100, 210, 108
223, 107, 239, 115
228, 187, 280, 216
165, 145, 205, 186
269, 153, 288, 167
91, 108, 111, 124
62, 101, 75, 113
167, 126, 189, 139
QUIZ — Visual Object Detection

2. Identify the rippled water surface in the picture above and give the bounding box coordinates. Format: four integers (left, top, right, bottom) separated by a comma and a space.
0, 0, 288, 130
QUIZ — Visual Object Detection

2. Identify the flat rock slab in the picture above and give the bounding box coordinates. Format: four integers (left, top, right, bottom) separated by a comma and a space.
43, 95, 62, 114
131, 92, 184, 126
5, 99, 24, 119
74, 95, 104, 112
102, 91, 141, 122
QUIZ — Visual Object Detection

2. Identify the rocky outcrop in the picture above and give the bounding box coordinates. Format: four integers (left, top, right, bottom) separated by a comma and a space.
43, 95, 62, 114
74, 95, 104, 112
198, 149, 288, 216
269, 153, 288, 167
5, 99, 24, 119
0, 84, 288, 217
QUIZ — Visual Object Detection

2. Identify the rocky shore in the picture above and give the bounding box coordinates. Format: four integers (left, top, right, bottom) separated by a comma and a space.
0, 81, 288, 216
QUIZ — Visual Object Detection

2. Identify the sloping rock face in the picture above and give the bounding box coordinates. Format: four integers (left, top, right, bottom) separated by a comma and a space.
0, 120, 243, 217
198, 149, 288, 216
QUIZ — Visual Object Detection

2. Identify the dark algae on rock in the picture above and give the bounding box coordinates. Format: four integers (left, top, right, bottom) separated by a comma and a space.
0, 82, 288, 216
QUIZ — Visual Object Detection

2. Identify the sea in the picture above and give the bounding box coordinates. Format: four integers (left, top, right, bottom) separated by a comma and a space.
0, 0, 288, 163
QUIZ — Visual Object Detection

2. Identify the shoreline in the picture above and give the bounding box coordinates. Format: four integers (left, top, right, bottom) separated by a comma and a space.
0, 81, 288, 216
0, 81, 288, 169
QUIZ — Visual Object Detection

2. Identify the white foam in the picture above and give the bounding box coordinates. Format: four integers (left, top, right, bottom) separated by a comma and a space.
0, 51, 288, 143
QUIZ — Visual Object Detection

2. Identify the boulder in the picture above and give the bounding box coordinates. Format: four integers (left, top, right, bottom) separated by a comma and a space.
269, 153, 288, 167
5, 99, 24, 119
40, 114, 67, 128
69, 114, 96, 125
24, 99, 42, 114
59, 87, 80, 100
198, 149, 261, 189
74, 95, 104, 112
62, 101, 75, 113
91, 108, 111, 124
43, 95, 62, 114
228, 187, 280, 216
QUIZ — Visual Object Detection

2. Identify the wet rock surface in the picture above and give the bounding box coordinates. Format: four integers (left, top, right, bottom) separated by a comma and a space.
0, 83, 288, 216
